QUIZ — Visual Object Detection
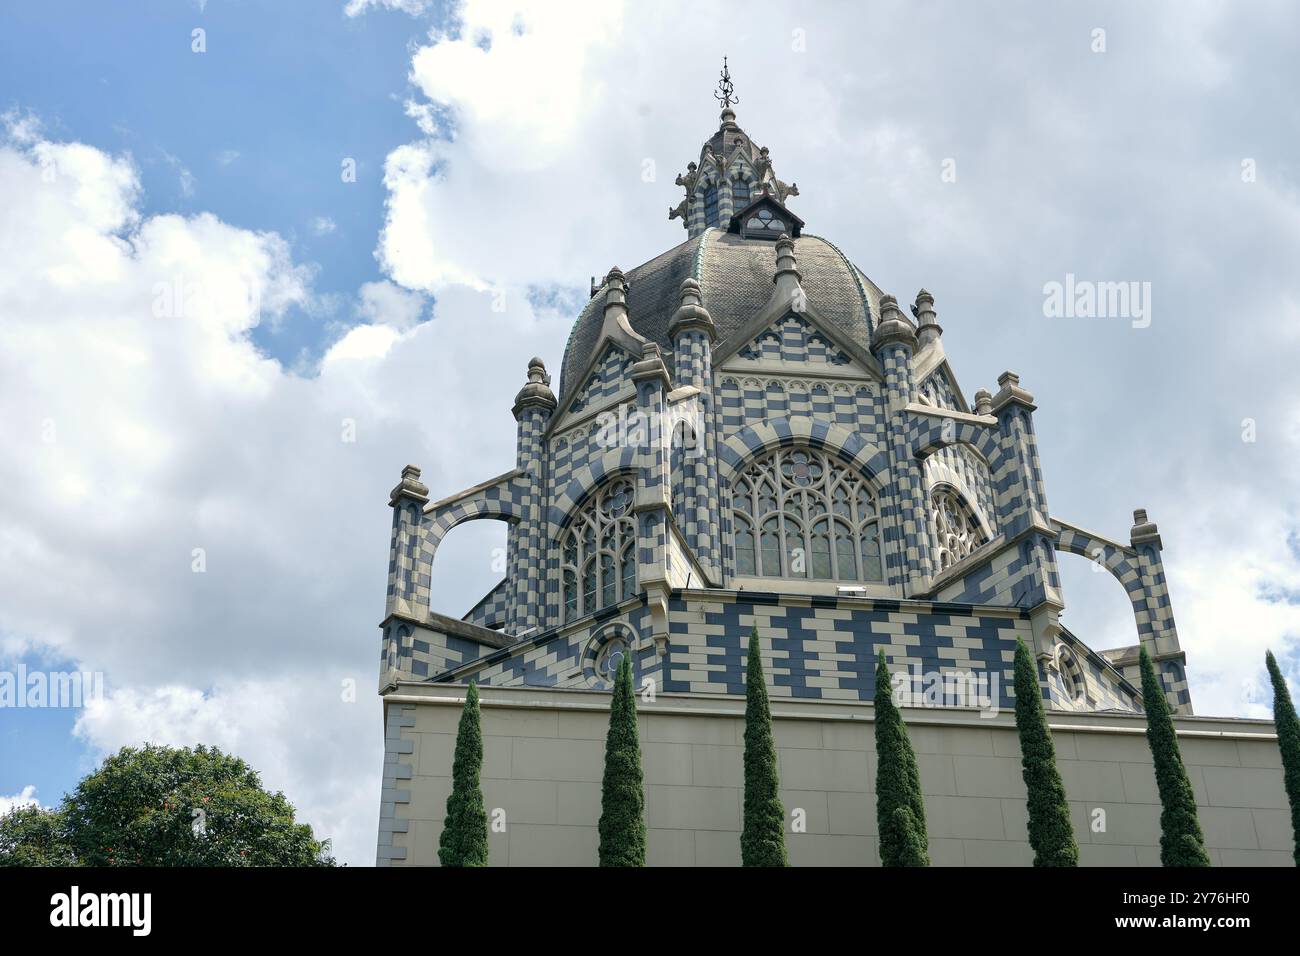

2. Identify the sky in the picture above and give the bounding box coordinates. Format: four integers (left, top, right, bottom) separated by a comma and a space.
0, 0, 1297, 865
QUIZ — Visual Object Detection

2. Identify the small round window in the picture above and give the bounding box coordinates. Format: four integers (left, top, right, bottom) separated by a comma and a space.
592, 635, 630, 684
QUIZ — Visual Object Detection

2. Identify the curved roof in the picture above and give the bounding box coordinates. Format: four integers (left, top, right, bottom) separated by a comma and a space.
558, 230, 883, 403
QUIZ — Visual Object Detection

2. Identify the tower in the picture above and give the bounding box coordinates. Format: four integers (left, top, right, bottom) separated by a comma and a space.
375, 68, 1203, 865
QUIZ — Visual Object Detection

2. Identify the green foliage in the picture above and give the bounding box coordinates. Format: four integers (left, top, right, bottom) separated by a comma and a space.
598, 653, 646, 866
874, 651, 928, 866
439, 681, 489, 867
883, 806, 928, 867
741, 627, 788, 867
1265, 650, 1300, 866
26, 743, 334, 867
1138, 648, 1210, 867
1012, 638, 1078, 866
0, 805, 75, 867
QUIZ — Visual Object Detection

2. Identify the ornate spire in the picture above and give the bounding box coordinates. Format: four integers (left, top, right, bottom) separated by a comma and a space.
667, 60, 799, 237
714, 56, 737, 110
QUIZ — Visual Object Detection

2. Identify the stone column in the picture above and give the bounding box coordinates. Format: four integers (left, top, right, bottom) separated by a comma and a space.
386, 464, 430, 619
630, 341, 674, 661
511, 357, 556, 635
989, 371, 1065, 661
1130, 508, 1192, 714
872, 295, 932, 595
669, 278, 720, 582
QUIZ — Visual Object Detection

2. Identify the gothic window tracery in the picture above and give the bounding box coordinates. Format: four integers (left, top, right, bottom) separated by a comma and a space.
730, 446, 883, 582
930, 485, 986, 571
560, 478, 637, 623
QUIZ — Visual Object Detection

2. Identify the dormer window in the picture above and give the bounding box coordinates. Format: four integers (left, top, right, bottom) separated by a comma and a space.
745, 207, 786, 238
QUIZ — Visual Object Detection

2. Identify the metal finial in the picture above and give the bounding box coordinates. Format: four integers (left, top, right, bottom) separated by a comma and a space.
714, 56, 738, 109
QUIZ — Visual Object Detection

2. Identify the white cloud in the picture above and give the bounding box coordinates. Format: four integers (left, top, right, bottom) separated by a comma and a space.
343, 0, 430, 18
356, 279, 426, 331
160, 150, 196, 198
0, 785, 41, 816
0, 121, 558, 862
216, 149, 241, 166
310, 215, 337, 236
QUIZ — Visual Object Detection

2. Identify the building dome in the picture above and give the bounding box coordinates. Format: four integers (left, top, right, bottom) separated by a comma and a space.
558, 230, 884, 403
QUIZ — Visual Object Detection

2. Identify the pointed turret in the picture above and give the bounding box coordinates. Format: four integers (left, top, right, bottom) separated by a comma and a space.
914, 289, 943, 349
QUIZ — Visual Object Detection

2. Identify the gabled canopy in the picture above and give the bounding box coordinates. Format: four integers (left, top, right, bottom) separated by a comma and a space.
727, 193, 804, 239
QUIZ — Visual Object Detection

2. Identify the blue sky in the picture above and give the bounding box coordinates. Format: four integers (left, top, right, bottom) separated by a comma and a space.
0, 0, 1297, 864
0, 0, 457, 834
0, 0, 446, 366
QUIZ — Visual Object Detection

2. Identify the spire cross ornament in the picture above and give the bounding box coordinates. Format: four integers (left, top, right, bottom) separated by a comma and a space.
714, 56, 737, 109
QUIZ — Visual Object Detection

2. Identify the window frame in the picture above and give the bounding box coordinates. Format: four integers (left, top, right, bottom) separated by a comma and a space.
559, 477, 638, 624
728, 445, 885, 585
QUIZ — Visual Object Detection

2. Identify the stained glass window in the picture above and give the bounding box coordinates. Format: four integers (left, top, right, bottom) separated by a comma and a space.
559, 478, 637, 622
730, 446, 883, 582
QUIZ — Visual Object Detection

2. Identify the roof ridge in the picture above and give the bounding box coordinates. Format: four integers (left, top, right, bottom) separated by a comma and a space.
805, 233, 874, 332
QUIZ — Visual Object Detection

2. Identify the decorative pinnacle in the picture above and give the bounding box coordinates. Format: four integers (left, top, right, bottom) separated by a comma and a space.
774, 235, 802, 298
914, 288, 942, 347
669, 277, 715, 341
526, 356, 550, 387
714, 56, 738, 110
513, 357, 556, 420
1130, 508, 1162, 550
389, 464, 429, 506
871, 294, 918, 353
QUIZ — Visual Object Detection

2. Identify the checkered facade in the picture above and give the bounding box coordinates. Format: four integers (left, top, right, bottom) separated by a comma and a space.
382, 133, 1193, 723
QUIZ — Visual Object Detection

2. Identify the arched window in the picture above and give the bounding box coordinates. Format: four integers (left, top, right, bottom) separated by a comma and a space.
702, 184, 719, 228
560, 478, 637, 623
730, 446, 883, 582
930, 486, 986, 571
732, 177, 750, 209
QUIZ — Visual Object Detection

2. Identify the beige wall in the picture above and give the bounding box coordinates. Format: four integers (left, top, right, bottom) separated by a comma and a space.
381, 683, 1291, 866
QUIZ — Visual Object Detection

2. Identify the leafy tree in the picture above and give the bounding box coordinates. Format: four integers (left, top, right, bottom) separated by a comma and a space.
54, 743, 333, 866
439, 680, 489, 867
598, 653, 646, 866
0, 805, 75, 867
874, 650, 928, 866
1138, 648, 1210, 867
1012, 637, 1078, 866
1265, 650, 1300, 865
741, 627, 788, 866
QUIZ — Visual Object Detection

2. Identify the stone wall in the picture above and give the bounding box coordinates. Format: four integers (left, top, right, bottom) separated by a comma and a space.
377, 683, 1290, 867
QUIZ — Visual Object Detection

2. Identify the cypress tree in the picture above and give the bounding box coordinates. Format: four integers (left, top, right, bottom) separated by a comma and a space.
1012, 637, 1078, 866
438, 681, 489, 867
873, 650, 929, 866
598, 653, 646, 866
1138, 648, 1210, 867
1265, 650, 1300, 866
741, 627, 788, 866
883, 807, 928, 867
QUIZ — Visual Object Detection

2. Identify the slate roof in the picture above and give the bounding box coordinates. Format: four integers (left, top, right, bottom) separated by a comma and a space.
558, 230, 883, 404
